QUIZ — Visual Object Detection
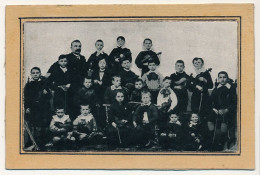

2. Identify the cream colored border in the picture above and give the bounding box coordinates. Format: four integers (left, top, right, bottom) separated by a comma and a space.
6, 4, 254, 169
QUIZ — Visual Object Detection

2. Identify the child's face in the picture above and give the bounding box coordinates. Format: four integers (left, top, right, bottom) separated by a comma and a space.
112, 77, 121, 88
81, 105, 90, 116
148, 62, 156, 71
193, 59, 203, 69
121, 60, 131, 70
143, 40, 152, 50
135, 81, 143, 90
58, 58, 68, 68
95, 41, 104, 51
115, 92, 124, 103
175, 63, 184, 73
31, 69, 41, 81
98, 59, 106, 70
83, 79, 92, 89
191, 114, 199, 123
56, 109, 65, 118
141, 94, 151, 104
218, 73, 228, 85
117, 38, 125, 47
163, 79, 171, 88
169, 114, 178, 123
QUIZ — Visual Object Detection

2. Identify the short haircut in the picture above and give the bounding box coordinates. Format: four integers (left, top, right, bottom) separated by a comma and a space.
141, 90, 151, 98
98, 56, 106, 63
55, 106, 65, 111
121, 56, 131, 63
112, 75, 121, 81
58, 54, 67, 61
117, 36, 125, 41
218, 71, 229, 79
143, 38, 152, 44
83, 76, 93, 83
80, 103, 90, 109
169, 112, 179, 118
135, 78, 144, 84
95, 39, 104, 44
115, 89, 125, 96
192, 57, 204, 64
30, 67, 41, 73
147, 58, 156, 65
71, 40, 81, 46
163, 76, 171, 82
191, 113, 199, 119
175, 60, 185, 66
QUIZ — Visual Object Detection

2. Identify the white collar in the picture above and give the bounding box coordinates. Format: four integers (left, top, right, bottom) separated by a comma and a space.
123, 68, 130, 71
118, 46, 125, 49
111, 85, 122, 90
141, 102, 151, 106
29, 77, 42, 82
60, 66, 67, 72
217, 83, 231, 89
73, 53, 80, 58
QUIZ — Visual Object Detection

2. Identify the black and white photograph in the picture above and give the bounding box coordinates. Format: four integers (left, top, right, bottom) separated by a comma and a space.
22, 18, 239, 153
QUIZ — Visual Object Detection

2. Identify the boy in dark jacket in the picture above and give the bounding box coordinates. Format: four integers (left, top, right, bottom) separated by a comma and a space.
118, 57, 138, 87
135, 38, 160, 76
108, 36, 132, 75
133, 90, 159, 147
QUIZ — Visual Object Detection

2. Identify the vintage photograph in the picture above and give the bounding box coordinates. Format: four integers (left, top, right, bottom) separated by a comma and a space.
22, 19, 239, 153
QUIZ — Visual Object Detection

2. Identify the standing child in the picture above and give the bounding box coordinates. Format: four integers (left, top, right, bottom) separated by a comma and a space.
118, 57, 138, 88
108, 36, 132, 75
135, 38, 160, 76
159, 113, 183, 150
106, 90, 134, 147
104, 76, 128, 104
72, 104, 103, 146
86, 40, 110, 76
92, 57, 112, 104
24, 67, 51, 149
141, 58, 163, 104
157, 77, 178, 130
49, 107, 75, 148
133, 91, 159, 147
208, 71, 237, 151
46, 55, 73, 112
170, 60, 190, 113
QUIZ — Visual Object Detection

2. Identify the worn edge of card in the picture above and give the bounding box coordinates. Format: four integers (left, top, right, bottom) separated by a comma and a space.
5, 4, 254, 170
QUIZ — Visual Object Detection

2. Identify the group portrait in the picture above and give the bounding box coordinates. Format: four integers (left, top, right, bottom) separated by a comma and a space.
22, 19, 238, 153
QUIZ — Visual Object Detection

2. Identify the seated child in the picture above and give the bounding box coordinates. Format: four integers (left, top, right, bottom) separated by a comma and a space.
157, 77, 178, 130
46, 54, 73, 111
73, 76, 99, 119
72, 104, 103, 145
106, 90, 134, 147
49, 107, 75, 147
133, 90, 159, 147
130, 78, 145, 103
86, 40, 110, 76
184, 113, 206, 151
159, 113, 183, 150
118, 57, 138, 88
170, 60, 190, 113
24, 67, 51, 149
208, 71, 237, 151
92, 57, 112, 102
141, 58, 163, 104
104, 76, 128, 104
108, 36, 132, 75
135, 38, 160, 76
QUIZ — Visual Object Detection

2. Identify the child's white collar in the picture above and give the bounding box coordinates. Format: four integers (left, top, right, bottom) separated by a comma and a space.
217, 83, 231, 89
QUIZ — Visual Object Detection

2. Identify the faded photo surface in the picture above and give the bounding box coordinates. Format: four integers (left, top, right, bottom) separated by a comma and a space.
22, 20, 238, 153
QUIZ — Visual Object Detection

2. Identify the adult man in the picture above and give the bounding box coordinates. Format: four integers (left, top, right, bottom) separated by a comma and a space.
47, 40, 87, 90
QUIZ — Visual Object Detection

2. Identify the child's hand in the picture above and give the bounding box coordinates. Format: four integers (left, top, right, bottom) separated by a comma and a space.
199, 77, 207, 83
43, 89, 48, 94
133, 122, 137, 128
143, 120, 149, 124
195, 138, 200, 143
25, 108, 31, 114
174, 85, 182, 90
122, 120, 128, 123
115, 58, 120, 62
213, 108, 219, 115
160, 133, 166, 137
180, 77, 187, 83
112, 122, 117, 128
94, 80, 99, 84
168, 133, 176, 138
143, 62, 148, 66
191, 133, 195, 137
196, 85, 203, 91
